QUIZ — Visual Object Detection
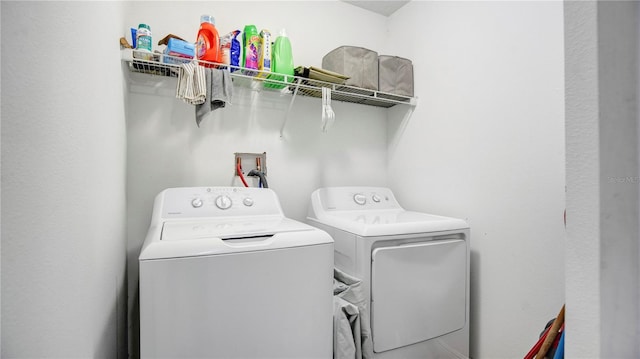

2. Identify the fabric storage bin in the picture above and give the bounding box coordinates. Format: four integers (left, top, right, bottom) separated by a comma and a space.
378, 55, 414, 97
322, 46, 378, 90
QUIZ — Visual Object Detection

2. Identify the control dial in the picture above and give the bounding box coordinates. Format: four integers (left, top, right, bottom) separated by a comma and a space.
215, 195, 232, 210
191, 198, 203, 208
243, 197, 254, 207
372, 194, 381, 203
353, 193, 367, 205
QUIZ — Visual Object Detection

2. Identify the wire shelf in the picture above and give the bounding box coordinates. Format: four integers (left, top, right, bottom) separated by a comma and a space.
122, 49, 416, 108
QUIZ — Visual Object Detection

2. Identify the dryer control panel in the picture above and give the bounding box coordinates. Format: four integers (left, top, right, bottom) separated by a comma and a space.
158, 187, 284, 219
311, 187, 402, 212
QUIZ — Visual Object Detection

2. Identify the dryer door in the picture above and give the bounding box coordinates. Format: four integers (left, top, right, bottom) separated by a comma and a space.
371, 239, 466, 353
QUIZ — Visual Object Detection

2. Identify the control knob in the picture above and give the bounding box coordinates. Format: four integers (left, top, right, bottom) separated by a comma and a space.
353, 193, 367, 205
191, 198, 204, 208
243, 197, 254, 207
215, 195, 232, 210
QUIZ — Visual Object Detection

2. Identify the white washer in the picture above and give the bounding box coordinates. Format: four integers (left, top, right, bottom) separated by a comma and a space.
139, 187, 334, 359
307, 187, 470, 358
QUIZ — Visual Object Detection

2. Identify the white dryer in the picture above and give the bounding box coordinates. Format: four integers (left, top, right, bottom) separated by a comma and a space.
139, 187, 334, 359
307, 187, 470, 358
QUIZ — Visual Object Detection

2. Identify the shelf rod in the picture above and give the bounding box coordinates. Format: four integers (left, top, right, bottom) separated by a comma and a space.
280, 77, 302, 138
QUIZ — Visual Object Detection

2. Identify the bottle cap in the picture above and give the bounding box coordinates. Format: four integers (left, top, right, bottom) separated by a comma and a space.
200, 15, 214, 24
138, 23, 150, 30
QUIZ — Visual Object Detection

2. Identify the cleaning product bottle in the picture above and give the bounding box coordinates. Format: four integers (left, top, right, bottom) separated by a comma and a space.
257, 29, 272, 78
135, 23, 153, 60
229, 30, 241, 72
196, 15, 221, 67
242, 24, 260, 75
266, 28, 294, 89
221, 30, 240, 70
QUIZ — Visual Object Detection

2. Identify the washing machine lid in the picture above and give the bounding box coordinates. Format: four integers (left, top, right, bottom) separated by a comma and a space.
309, 209, 468, 237
140, 216, 333, 260
161, 216, 312, 241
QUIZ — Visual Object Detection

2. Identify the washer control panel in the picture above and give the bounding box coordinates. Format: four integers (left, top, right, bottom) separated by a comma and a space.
314, 187, 402, 211
160, 187, 283, 219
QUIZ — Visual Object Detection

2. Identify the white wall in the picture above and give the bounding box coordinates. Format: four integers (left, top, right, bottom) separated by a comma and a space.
1, 2, 128, 358
596, 4, 640, 356
387, 2, 566, 358
565, 1, 640, 357
122, 2, 393, 357
563, 1, 600, 355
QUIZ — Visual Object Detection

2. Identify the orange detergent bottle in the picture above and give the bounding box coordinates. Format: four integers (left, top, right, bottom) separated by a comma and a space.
196, 15, 221, 67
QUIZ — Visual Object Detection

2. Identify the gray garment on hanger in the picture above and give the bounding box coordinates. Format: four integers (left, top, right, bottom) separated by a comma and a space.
195, 68, 233, 127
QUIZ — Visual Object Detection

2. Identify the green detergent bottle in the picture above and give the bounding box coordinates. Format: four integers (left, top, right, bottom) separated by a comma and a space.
265, 29, 294, 89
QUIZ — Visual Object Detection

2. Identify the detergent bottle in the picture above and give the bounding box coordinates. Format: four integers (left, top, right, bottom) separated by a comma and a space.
242, 24, 260, 75
266, 28, 294, 89
257, 29, 272, 78
196, 15, 221, 66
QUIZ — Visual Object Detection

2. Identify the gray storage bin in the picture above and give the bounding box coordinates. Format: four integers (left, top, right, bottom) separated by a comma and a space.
322, 46, 378, 90
378, 55, 414, 97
